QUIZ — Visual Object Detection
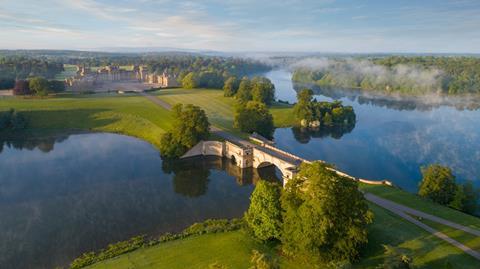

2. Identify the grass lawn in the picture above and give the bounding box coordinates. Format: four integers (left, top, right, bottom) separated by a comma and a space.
0, 94, 173, 148
85, 230, 302, 269
359, 184, 480, 230
154, 88, 296, 134
357, 202, 480, 269
419, 218, 480, 253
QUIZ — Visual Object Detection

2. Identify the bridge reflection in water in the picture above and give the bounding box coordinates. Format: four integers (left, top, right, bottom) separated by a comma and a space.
164, 156, 284, 195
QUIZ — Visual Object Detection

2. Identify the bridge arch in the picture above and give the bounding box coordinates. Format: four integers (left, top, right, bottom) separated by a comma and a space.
252, 149, 297, 185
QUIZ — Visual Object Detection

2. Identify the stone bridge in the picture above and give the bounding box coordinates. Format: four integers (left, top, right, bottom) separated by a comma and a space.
181, 134, 393, 187
181, 138, 306, 185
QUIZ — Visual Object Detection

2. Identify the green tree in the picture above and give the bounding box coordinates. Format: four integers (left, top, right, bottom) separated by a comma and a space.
293, 89, 314, 120
181, 72, 199, 89
234, 101, 274, 138
418, 164, 457, 205
251, 77, 275, 105
223, 76, 239, 97
236, 76, 252, 103
450, 181, 479, 214
245, 181, 282, 241
28, 76, 50, 96
159, 104, 210, 158
281, 162, 373, 263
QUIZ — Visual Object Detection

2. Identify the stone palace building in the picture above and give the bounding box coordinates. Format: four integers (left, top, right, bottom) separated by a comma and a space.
65, 65, 180, 90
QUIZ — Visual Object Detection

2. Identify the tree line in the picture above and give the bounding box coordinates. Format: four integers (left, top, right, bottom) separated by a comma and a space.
0, 56, 64, 89
292, 56, 480, 95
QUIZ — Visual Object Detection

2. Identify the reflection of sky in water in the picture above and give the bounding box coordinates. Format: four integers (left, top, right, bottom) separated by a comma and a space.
0, 133, 275, 269
267, 69, 480, 191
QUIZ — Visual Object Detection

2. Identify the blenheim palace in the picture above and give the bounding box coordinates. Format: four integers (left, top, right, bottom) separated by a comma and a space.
65, 65, 180, 90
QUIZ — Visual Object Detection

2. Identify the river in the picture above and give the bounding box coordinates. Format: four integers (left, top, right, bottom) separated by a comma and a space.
0, 133, 280, 269
265, 69, 480, 191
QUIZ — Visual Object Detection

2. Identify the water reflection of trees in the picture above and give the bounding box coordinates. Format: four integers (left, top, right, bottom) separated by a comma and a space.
293, 83, 480, 111
0, 135, 69, 153
162, 156, 282, 197
291, 124, 355, 144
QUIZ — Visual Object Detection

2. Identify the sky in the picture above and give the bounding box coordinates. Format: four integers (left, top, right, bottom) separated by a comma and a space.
0, 0, 479, 53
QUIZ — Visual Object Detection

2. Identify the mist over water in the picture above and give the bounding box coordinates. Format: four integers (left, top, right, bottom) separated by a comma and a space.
265, 69, 480, 191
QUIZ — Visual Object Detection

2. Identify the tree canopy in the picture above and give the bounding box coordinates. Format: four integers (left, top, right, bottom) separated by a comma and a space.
281, 162, 373, 263
234, 101, 274, 138
418, 164, 457, 205
245, 181, 282, 241
235, 76, 275, 105
159, 104, 210, 158
223, 76, 239, 97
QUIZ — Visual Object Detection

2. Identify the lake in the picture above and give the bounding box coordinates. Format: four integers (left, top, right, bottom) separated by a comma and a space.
0, 133, 280, 269
265, 69, 480, 191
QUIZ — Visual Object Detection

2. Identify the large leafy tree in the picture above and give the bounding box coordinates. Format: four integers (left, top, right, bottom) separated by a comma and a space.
293, 89, 314, 122
223, 76, 239, 97
160, 104, 210, 158
251, 77, 275, 105
281, 162, 373, 263
236, 76, 252, 103
245, 181, 282, 241
28, 76, 50, 96
449, 181, 479, 214
234, 101, 274, 138
181, 72, 199, 89
418, 164, 457, 205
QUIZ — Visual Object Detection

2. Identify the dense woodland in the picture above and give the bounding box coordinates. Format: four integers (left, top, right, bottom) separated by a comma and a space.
292, 56, 480, 95
0, 56, 64, 89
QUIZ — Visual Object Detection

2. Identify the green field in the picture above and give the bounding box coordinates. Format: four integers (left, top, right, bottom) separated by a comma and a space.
154, 88, 296, 133
359, 184, 480, 230
0, 94, 173, 148
85, 230, 301, 269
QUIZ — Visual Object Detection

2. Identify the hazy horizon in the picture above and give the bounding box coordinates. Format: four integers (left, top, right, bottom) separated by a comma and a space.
1, 0, 480, 54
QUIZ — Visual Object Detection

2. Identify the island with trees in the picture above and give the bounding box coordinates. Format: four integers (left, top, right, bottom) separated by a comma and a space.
293, 88, 356, 129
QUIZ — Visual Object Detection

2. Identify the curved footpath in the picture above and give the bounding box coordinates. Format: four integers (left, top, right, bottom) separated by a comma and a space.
365, 193, 480, 260
141, 91, 480, 260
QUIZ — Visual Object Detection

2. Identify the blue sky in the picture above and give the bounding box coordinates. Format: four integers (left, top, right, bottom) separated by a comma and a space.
0, 0, 479, 53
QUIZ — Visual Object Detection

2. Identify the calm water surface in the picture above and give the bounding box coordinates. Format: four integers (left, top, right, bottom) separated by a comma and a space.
265, 69, 480, 191
0, 133, 279, 269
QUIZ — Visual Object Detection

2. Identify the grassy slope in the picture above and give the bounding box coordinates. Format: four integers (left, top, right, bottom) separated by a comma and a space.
85, 202, 480, 269
420, 218, 480, 252
154, 88, 296, 133
359, 184, 480, 230
0, 94, 173, 148
86, 230, 302, 269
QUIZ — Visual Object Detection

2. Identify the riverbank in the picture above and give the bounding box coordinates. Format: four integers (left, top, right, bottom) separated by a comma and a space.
80, 189, 480, 269
0, 93, 173, 148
